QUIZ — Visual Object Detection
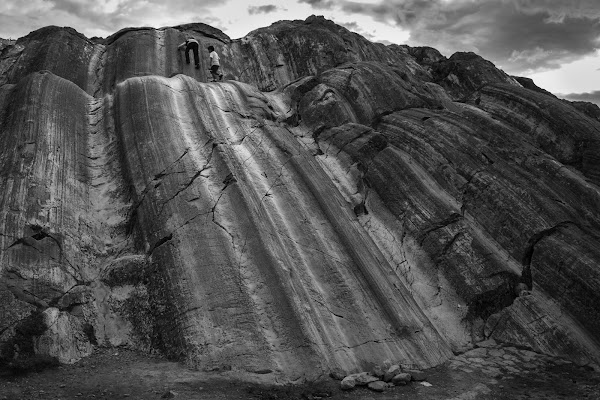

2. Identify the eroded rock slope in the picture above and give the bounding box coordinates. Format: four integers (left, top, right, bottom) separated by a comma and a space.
1, 15, 599, 382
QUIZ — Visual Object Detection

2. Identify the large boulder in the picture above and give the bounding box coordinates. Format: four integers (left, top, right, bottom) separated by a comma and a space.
1, 15, 599, 383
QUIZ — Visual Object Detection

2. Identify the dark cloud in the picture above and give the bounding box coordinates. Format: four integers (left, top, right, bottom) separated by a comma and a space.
320, 0, 600, 75
297, 0, 335, 10
338, 21, 393, 44
39, 0, 220, 35
339, 21, 377, 41
248, 5, 278, 15
340, 0, 431, 26
560, 91, 600, 106
339, 21, 359, 31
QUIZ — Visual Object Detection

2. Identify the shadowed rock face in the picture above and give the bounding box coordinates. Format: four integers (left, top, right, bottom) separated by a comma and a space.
1, 15, 599, 381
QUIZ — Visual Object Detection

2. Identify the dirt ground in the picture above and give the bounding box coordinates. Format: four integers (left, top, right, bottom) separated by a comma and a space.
1, 347, 599, 400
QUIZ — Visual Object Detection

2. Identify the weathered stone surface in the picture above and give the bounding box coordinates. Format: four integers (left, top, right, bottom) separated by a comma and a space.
1, 14, 600, 383
371, 365, 385, 379
329, 370, 346, 380
367, 380, 387, 392
227, 15, 426, 92
34, 308, 93, 364
489, 348, 505, 358
426, 51, 521, 100
1, 26, 96, 91
407, 370, 427, 381
161, 390, 177, 399
383, 364, 401, 382
340, 376, 356, 390
464, 348, 488, 358
569, 100, 600, 121
349, 372, 380, 386
512, 76, 556, 98
408, 46, 446, 66
391, 372, 412, 385
476, 339, 497, 348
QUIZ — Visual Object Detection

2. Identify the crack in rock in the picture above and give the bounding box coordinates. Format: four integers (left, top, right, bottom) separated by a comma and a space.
417, 212, 463, 245
148, 233, 174, 256
521, 220, 574, 289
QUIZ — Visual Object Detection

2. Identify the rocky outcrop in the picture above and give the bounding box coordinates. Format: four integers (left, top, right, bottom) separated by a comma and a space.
568, 101, 600, 121
427, 51, 522, 100
512, 76, 555, 98
1, 15, 599, 382
513, 76, 600, 122
226, 15, 427, 92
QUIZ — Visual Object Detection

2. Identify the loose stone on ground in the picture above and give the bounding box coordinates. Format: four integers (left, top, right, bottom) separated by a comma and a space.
334, 340, 599, 398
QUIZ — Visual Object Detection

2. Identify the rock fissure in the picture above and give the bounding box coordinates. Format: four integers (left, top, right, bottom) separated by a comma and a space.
48, 282, 91, 306
439, 231, 464, 260
417, 212, 463, 245
209, 187, 236, 245
312, 297, 346, 320
157, 166, 211, 214
211, 217, 235, 245
521, 221, 574, 289
260, 157, 294, 202
147, 233, 174, 256
6, 237, 43, 251
483, 312, 506, 339
5, 284, 49, 309
175, 211, 214, 236
334, 128, 373, 157
345, 337, 399, 350
129, 149, 192, 213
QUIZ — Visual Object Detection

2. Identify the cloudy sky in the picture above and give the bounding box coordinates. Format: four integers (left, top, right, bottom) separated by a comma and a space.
1, 0, 599, 104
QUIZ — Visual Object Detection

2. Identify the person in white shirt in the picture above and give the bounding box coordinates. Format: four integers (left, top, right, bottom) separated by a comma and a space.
207, 45, 223, 81
177, 38, 200, 69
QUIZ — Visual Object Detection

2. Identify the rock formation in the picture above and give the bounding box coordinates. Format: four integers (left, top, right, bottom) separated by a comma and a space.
1, 15, 599, 382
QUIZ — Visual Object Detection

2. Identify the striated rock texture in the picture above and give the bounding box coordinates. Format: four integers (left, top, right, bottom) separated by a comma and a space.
1, 15, 599, 381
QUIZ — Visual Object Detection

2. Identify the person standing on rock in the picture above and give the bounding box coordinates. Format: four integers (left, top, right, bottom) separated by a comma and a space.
178, 37, 200, 69
207, 45, 223, 82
